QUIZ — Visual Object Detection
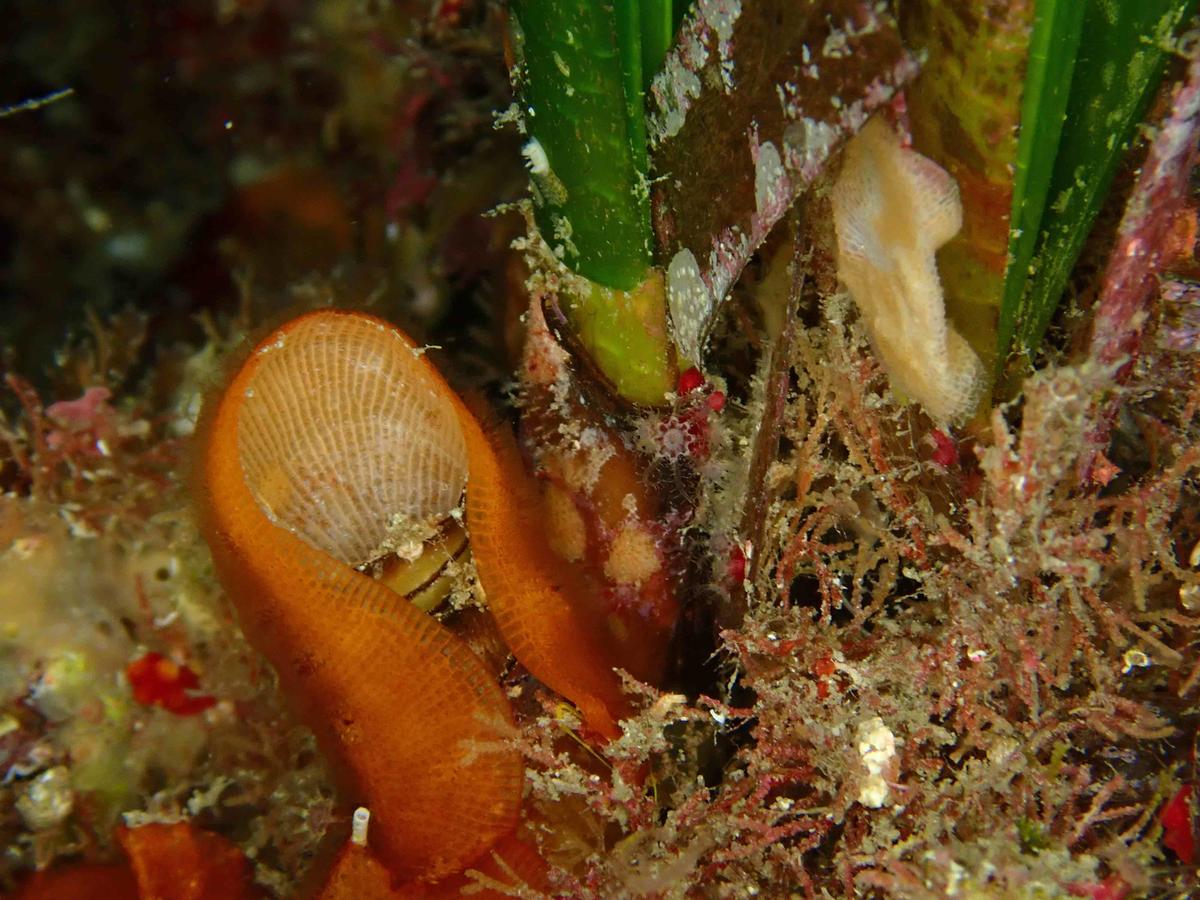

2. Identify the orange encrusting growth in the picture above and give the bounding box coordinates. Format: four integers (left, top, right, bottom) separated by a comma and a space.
117, 822, 261, 900
320, 831, 551, 898
196, 311, 522, 884
539, 427, 679, 687
518, 291, 679, 688
12, 822, 259, 900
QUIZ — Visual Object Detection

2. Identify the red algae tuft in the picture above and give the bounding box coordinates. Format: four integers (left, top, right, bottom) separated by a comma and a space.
125, 653, 216, 717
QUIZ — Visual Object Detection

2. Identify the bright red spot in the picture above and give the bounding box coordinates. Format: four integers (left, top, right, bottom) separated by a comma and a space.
727, 544, 746, 585
931, 429, 958, 468
706, 390, 726, 413
126, 652, 216, 716
683, 412, 708, 444
1160, 783, 1195, 863
677, 367, 704, 394
813, 656, 836, 677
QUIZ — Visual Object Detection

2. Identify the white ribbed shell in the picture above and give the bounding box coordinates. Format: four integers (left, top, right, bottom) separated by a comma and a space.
236, 314, 468, 566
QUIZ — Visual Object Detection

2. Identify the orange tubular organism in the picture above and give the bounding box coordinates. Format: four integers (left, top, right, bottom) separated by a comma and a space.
197, 309, 629, 886
198, 311, 521, 884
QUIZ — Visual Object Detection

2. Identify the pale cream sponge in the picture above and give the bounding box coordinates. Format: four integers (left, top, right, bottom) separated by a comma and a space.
831, 116, 984, 424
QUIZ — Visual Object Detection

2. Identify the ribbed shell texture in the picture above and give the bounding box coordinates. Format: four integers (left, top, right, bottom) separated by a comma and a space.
237, 314, 468, 566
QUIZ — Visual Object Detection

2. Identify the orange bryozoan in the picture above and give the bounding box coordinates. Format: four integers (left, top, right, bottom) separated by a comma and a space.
196, 309, 628, 888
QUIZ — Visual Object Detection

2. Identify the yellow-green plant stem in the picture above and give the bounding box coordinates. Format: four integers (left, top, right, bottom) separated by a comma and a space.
509, 0, 677, 403
562, 270, 675, 405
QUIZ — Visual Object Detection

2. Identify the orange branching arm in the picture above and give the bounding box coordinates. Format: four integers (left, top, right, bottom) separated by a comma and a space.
453, 403, 631, 739
196, 311, 522, 883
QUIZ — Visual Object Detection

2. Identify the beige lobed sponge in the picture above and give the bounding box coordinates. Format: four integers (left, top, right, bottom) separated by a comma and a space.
831, 116, 983, 424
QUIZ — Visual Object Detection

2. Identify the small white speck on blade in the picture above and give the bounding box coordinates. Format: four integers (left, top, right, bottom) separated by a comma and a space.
667, 248, 713, 364
521, 138, 550, 176
753, 140, 788, 220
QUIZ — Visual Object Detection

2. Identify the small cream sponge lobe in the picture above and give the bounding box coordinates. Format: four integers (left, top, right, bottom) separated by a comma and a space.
831, 116, 983, 424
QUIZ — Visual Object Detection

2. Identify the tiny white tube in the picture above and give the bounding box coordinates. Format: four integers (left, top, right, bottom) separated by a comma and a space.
351, 806, 370, 847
